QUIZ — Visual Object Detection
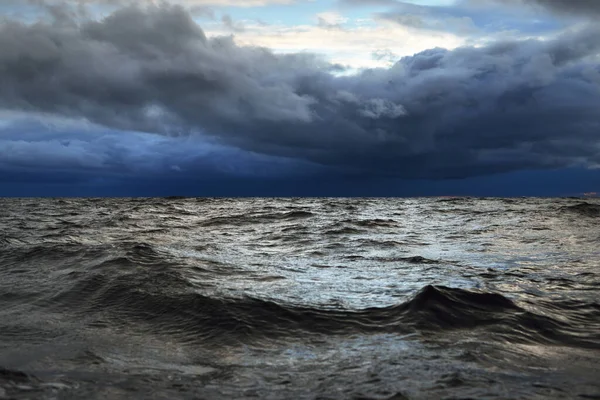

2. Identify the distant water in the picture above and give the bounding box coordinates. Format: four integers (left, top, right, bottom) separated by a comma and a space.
0, 197, 599, 399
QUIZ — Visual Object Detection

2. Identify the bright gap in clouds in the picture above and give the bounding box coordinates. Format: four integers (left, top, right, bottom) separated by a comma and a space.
194, 0, 567, 71
199, 3, 469, 70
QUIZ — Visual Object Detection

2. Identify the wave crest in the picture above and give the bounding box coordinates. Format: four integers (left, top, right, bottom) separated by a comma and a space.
44, 271, 600, 348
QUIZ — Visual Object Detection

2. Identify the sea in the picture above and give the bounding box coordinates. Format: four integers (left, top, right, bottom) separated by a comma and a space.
0, 197, 599, 400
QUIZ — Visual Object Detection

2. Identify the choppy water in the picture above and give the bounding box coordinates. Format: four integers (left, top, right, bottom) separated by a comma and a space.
0, 197, 599, 399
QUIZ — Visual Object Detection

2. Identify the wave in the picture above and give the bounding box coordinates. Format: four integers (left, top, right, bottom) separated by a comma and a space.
344, 219, 397, 228
562, 202, 600, 217
0, 235, 26, 247
0, 241, 166, 268
324, 227, 366, 235
397, 256, 440, 264
200, 210, 314, 226
1, 243, 597, 347
0, 367, 30, 383
40, 261, 600, 348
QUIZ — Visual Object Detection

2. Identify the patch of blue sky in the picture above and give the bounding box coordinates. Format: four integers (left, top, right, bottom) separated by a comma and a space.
0, 3, 45, 22
218, 0, 337, 26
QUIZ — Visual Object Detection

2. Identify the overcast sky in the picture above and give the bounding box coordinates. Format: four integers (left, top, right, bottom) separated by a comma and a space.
0, 0, 598, 196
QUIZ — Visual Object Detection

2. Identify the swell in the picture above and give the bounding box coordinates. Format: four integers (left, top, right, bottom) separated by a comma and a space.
42, 264, 600, 348
0, 242, 166, 270
561, 202, 600, 217
200, 210, 314, 227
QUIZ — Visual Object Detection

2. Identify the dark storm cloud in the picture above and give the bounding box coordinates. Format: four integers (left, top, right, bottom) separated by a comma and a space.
0, 3, 599, 179
341, 0, 600, 17
0, 117, 321, 181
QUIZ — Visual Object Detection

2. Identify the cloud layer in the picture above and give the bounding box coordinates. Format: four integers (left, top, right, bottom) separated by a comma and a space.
504, 0, 600, 16
0, 3, 599, 179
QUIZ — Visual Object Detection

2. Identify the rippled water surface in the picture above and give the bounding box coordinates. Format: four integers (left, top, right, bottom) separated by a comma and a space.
0, 197, 599, 399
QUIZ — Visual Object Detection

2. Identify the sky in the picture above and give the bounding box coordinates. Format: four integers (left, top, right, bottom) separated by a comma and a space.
0, 0, 599, 197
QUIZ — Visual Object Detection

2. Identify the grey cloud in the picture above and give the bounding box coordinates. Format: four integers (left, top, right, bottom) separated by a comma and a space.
359, 99, 407, 119
459, 0, 600, 16
317, 17, 345, 31
0, 4, 599, 179
342, 0, 600, 17
376, 10, 477, 35
222, 14, 245, 32
505, 0, 600, 15
377, 12, 425, 28
188, 5, 214, 18
372, 49, 398, 63
0, 118, 318, 180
